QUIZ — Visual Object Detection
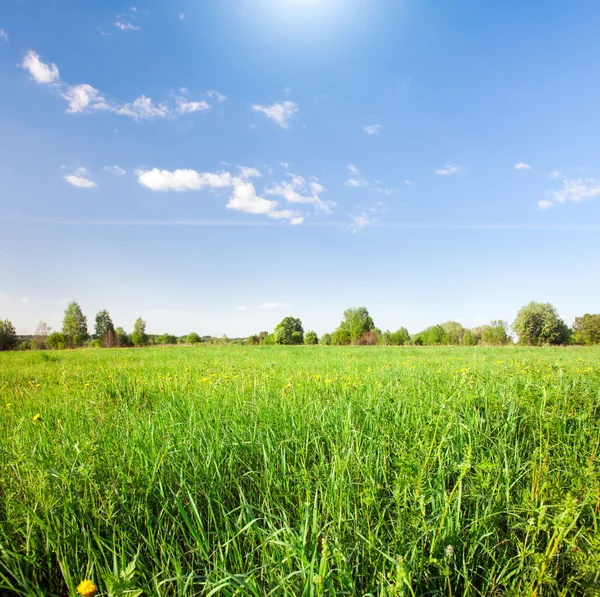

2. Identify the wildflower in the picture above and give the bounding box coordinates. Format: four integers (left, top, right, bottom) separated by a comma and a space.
32, 413, 42, 422
445, 545, 454, 559
76, 580, 98, 597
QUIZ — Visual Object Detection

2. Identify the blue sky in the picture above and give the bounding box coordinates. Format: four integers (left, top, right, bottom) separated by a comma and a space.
1, 0, 600, 337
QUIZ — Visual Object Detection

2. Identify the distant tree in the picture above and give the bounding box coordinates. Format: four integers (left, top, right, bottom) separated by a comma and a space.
187, 332, 201, 344
46, 331, 66, 350
461, 329, 478, 346
572, 314, 600, 345
331, 328, 351, 346
19, 341, 31, 351
274, 317, 304, 345
95, 309, 116, 348
320, 333, 332, 346
357, 329, 379, 345
246, 334, 260, 345
62, 301, 88, 348
88, 339, 103, 349
115, 327, 132, 347
440, 321, 464, 345
390, 327, 410, 346
413, 325, 445, 345
304, 330, 318, 345
338, 307, 375, 344
32, 320, 52, 350
156, 333, 178, 345
513, 302, 570, 346
131, 317, 149, 347
0, 319, 18, 351
482, 320, 511, 345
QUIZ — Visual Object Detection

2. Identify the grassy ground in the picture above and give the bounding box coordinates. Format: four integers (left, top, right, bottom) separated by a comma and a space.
0, 346, 599, 596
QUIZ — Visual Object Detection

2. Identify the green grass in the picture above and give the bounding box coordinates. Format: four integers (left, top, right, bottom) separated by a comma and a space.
1, 346, 599, 596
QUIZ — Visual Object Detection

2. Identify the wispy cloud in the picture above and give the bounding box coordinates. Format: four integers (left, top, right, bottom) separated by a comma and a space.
514, 162, 532, 170
259, 302, 290, 310
252, 101, 298, 128
435, 164, 462, 176
206, 90, 227, 103
176, 97, 211, 114
21, 50, 60, 84
538, 177, 600, 210
104, 165, 126, 176
363, 124, 382, 135
265, 173, 334, 213
64, 167, 97, 189
549, 170, 561, 179
115, 18, 139, 31
0, 30, 8, 43
235, 305, 247, 312
345, 164, 368, 187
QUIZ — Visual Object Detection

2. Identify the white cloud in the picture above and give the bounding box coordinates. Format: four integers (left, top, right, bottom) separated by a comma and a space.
278, 161, 290, 169
179, 13, 185, 20
177, 98, 211, 114
206, 90, 227, 103
259, 302, 289, 310
235, 305, 247, 311
538, 199, 553, 210
347, 164, 360, 176
252, 101, 298, 128
546, 178, 600, 208
21, 50, 60, 84
0, 30, 8, 42
104, 165, 126, 176
136, 168, 232, 191
344, 164, 369, 188
115, 18, 140, 31
363, 124, 382, 135
116, 96, 169, 119
514, 162, 532, 170
435, 164, 462, 176
62, 84, 107, 113
227, 179, 278, 215
265, 173, 334, 213
238, 166, 262, 180
345, 178, 366, 188
64, 168, 97, 189
549, 170, 561, 179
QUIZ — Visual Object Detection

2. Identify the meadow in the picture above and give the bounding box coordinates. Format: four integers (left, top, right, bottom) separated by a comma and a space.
0, 346, 599, 596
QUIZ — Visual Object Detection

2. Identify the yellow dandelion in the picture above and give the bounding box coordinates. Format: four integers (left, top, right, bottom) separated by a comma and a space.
32, 413, 42, 422
76, 579, 97, 597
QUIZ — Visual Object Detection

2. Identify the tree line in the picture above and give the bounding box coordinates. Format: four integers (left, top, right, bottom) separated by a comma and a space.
1, 301, 599, 352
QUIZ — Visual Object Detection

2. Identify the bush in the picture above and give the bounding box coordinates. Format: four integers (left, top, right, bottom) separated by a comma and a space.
304, 331, 318, 345
513, 302, 570, 346
88, 339, 103, 349
0, 320, 18, 351
186, 333, 201, 344
572, 314, 600, 345
320, 333, 332, 346
19, 341, 31, 351
46, 332, 66, 350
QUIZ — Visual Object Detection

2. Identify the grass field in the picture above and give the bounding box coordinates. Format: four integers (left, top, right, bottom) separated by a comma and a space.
1, 346, 599, 596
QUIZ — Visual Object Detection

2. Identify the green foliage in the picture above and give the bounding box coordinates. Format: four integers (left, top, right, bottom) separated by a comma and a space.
156, 334, 178, 345
274, 317, 304, 345
103, 555, 142, 597
115, 327, 132, 348
0, 319, 18, 351
46, 331, 66, 350
513, 302, 570, 346
95, 309, 116, 348
461, 329, 478, 346
337, 306, 375, 344
320, 333, 332, 346
32, 321, 52, 350
62, 301, 89, 348
440, 321, 464, 345
19, 341, 31, 351
186, 332, 201, 344
390, 327, 410, 345
331, 328, 351, 346
572, 313, 600, 345
88, 339, 103, 349
412, 324, 445, 345
131, 317, 149, 347
304, 330, 318, 345
481, 320, 511, 345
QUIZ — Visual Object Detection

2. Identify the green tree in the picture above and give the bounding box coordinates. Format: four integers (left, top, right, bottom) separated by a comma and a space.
320, 333, 332, 346
95, 309, 116, 347
512, 302, 570, 346
186, 332, 201, 344
572, 314, 600, 345
0, 319, 18, 351
440, 321, 464, 345
337, 307, 375, 344
46, 331, 66, 350
274, 317, 304, 345
115, 327, 132, 347
461, 329, 478, 346
482, 320, 511, 345
156, 333, 178, 345
304, 330, 318, 345
131, 317, 149, 347
390, 327, 410, 345
62, 301, 88, 348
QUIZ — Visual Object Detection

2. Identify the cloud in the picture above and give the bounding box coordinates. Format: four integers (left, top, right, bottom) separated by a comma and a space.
345, 179, 366, 188
0, 30, 8, 42
104, 165, 126, 176
549, 170, 561, 180
206, 90, 227, 103
363, 124, 382, 135
115, 96, 169, 119
64, 167, 97, 189
265, 173, 334, 213
238, 166, 262, 180
278, 161, 290, 169
252, 101, 298, 128
177, 98, 211, 114
235, 305, 247, 311
136, 168, 232, 191
344, 164, 368, 187
514, 162, 532, 170
435, 164, 462, 176
62, 84, 107, 113
115, 18, 140, 31
21, 50, 60, 84
259, 302, 289, 310
539, 177, 600, 210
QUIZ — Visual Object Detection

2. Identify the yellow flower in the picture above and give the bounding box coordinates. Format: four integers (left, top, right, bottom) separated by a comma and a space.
32, 413, 42, 422
76, 580, 97, 597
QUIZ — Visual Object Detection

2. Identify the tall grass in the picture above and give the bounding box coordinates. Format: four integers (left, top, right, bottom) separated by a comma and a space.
1, 346, 599, 596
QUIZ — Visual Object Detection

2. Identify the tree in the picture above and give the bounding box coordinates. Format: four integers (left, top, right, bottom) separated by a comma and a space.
337, 307, 375, 344
274, 317, 304, 345
115, 327, 132, 347
390, 327, 410, 345
46, 331, 66, 350
512, 302, 570, 346
131, 318, 148, 347
62, 301, 88, 348
156, 333, 178, 345
95, 309, 116, 348
32, 320, 52, 350
482, 320, 511, 345
0, 319, 18, 351
320, 333, 332, 346
572, 314, 600, 345
187, 332, 201, 344
357, 329, 379, 345
440, 321, 464, 345
461, 329, 478, 346
304, 330, 318, 345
